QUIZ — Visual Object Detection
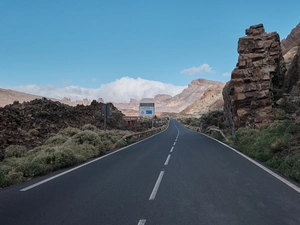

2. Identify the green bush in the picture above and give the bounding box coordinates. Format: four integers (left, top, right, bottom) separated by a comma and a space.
16, 161, 46, 177
72, 130, 100, 146
59, 127, 80, 137
211, 131, 226, 142
127, 136, 137, 144
234, 120, 294, 162
5, 145, 27, 158
273, 108, 286, 120
0, 170, 25, 188
116, 140, 127, 148
278, 154, 300, 182
82, 124, 98, 131
28, 129, 39, 136
44, 135, 68, 146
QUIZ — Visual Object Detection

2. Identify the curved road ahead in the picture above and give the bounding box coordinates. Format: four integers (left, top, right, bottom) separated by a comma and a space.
1, 119, 300, 225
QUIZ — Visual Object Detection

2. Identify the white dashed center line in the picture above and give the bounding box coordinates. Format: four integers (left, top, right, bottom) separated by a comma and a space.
149, 171, 165, 200
138, 219, 146, 225
170, 147, 174, 153
164, 154, 171, 166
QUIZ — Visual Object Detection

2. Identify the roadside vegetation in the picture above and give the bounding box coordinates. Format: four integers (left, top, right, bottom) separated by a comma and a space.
179, 110, 300, 183
0, 120, 167, 188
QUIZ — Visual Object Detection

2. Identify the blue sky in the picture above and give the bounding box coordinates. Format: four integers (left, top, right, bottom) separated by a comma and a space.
1, 0, 299, 102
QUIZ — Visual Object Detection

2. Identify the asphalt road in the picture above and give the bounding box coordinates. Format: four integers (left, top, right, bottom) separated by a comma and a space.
1, 118, 300, 225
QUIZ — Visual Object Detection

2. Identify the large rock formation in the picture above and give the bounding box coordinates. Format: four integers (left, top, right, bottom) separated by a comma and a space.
224, 24, 286, 132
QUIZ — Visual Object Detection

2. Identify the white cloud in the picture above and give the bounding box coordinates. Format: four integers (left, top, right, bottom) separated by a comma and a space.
9, 77, 186, 103
180, 63, 214, 76
222, 72, 231, 77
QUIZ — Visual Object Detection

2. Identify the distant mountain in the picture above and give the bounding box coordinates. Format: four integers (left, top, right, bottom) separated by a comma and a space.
281, 23, 300, 55
0, 88, 99, 107
113, 78, 225, 116
180, 84, 225, 115
0, 88, 49, 107
0, 78, 225, 116
281, 23, 300, 96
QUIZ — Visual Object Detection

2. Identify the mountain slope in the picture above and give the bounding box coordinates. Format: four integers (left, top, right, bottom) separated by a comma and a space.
180, 84, 225, 115
114, 78, 225, 115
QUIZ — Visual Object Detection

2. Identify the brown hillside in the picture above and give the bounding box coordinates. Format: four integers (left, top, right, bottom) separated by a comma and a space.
0, 98, 125, 160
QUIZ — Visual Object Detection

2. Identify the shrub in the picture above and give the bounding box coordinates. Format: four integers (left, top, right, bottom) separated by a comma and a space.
16, 161, 45, 177
273, 108, 286, 120
44, 135, 68, 146
234, 119, 297, 173
269, 138, 288, 153
28, 129, 39, 136
72, 130, 100, 146
127, 136, 137, 144
82, 124, 98, 131
5, 145, 27, 158
6, 172, 25, 186
60, 127, 80, 137
102, 140, 113, 152
116, 140, 127, 148
212, 131, 226, 142
0, 170, 24, 188
50, 150, 79, 169
278, 154, 300, 182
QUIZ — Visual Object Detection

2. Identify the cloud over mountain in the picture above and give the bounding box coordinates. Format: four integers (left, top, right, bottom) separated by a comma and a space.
9, 77, 186, 103
180, 64, 214, 76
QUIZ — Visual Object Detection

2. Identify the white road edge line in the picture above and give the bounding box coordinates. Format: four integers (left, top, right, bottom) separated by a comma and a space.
138, 219, 146, 225
170, 147, 174, 153
164, 154, 171, 166
173, 142, 176, 146
20, 122, 171, 192
200, 133, 300, 194
149, 171, 165, 200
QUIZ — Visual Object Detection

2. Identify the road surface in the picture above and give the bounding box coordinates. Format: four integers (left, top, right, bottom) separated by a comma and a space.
1, 118, 300, 225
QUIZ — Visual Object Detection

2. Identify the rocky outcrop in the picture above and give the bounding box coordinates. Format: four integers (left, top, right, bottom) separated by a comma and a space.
0, 98, 125, 160
224, 24, 286, 131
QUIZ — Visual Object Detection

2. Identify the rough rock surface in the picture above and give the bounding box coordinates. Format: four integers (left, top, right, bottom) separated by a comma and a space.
0, 98, 125, 160
224, 24, 286, 131
277, 23, 300, 115
282, 23, 300, 94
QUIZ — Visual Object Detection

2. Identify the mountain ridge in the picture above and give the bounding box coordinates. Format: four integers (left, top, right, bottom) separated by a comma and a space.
0, 78, 225, 116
